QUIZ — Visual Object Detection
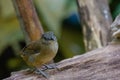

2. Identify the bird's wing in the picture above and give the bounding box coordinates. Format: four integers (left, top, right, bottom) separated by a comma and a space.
20, 41, 41, 56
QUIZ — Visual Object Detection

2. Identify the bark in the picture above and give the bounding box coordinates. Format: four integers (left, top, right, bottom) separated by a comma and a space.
76, 0, 112, 51
12, 0, 44, 43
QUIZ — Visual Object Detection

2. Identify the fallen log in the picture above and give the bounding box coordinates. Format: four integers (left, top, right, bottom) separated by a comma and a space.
4, 42, 120, 80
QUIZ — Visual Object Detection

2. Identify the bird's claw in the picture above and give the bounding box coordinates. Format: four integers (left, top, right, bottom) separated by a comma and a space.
34, 69, 49, 78
41, 63, 59, 71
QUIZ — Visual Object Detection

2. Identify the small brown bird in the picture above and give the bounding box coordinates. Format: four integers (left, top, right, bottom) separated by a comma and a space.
20, 32, 58, 78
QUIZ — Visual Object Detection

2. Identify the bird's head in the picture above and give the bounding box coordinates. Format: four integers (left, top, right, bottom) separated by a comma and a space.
41, 32, 57, 44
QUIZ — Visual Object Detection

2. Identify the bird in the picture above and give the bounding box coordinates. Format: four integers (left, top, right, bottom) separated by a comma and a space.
20, 31, 58, 78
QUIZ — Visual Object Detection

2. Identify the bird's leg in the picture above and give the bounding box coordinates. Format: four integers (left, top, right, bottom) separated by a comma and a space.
34, 68, 49, 78
24, 67, 36, 72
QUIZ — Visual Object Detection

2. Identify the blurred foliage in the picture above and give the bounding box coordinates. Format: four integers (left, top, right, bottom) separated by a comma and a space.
0, 0, 120, 79
0, 0, 24, 54
109, 0, 120, 19
34, 0, 77, 37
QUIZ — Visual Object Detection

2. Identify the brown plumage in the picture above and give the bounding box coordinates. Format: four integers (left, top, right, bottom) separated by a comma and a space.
20, 32, 58, 69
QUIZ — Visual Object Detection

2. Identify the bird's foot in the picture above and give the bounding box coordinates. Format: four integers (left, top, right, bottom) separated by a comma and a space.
34, 68, 49, 78
41, 63, 59, 71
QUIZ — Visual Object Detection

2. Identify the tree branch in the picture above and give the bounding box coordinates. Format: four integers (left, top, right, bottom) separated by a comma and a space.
12, 0, 44, 43
76, 0, 112, 51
